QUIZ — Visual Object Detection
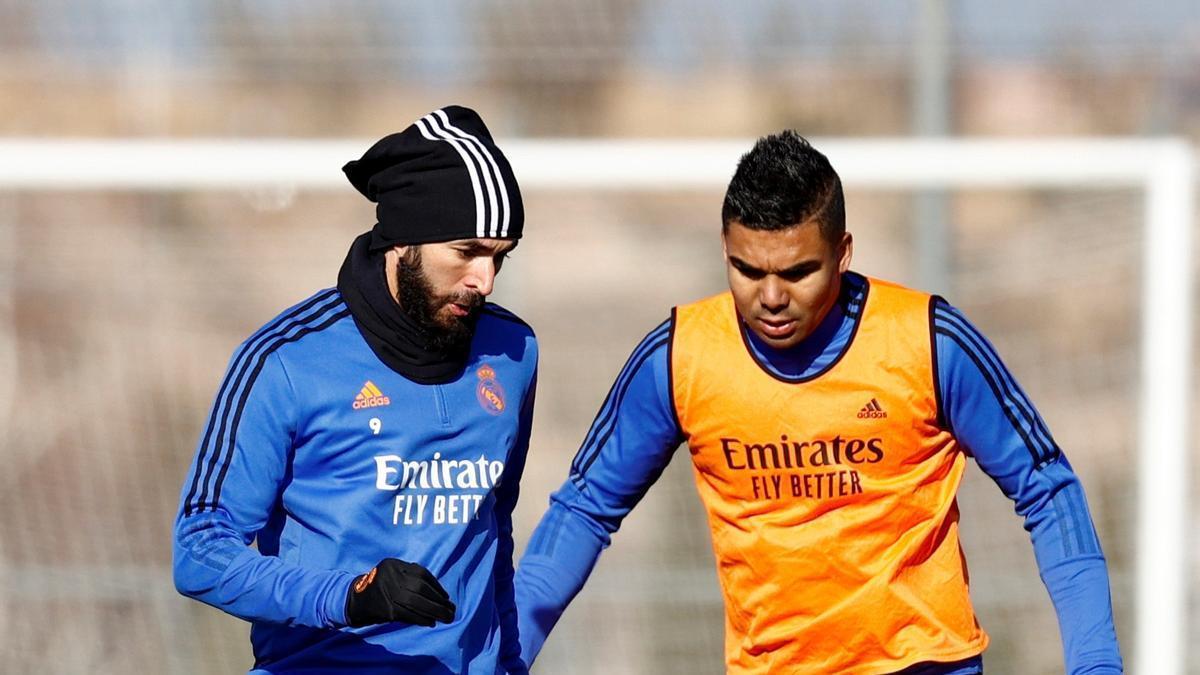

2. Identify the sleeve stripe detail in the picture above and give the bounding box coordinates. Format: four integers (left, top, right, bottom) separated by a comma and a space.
570, 321, 672, 480
577, 336, 670, 478
665, 309, 684, 438
934, 306, 1060, 465
934, 324, 1059, 467
208, 309, 351, 513
1065, 483, 1101, 556
935, 325, 1045, 465
526, 505, 567, 557
184, 297, 348, 516
183, 289, 339, 516
248, 289, 339, 343
574, 320, 670, 466
1053, 490, 1078, 557
928, 297, 949, 431
1052, 486, 1100, 557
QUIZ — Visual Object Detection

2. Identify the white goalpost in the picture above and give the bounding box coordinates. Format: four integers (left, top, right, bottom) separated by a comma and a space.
0, 137, 1191, 674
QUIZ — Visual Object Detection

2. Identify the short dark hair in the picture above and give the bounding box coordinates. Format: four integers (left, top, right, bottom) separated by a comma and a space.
721, 130, 845, 243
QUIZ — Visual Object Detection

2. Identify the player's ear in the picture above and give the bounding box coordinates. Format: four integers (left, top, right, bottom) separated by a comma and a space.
385, 245, 412, 265
837, 232, 853, 273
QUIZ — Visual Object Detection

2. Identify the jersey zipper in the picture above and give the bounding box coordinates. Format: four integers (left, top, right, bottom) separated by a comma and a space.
434, 385, 451, 426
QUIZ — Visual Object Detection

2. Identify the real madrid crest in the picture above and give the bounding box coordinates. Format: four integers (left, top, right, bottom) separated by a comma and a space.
476, 364, 506, 415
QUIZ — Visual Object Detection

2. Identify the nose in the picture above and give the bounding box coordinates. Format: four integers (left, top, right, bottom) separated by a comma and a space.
759, 277, 788, 313
465, 258, 497, 297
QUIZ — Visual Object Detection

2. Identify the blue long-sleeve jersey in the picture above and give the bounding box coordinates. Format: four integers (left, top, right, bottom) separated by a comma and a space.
515, 272, 1122, 675
173, 289, 537, 674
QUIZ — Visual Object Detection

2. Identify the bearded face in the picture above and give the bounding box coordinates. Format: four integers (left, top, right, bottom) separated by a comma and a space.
394, 247, 485, 353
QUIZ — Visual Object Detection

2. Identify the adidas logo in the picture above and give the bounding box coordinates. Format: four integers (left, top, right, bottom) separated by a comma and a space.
857, 398, 887, 419
353, 381, 391, 410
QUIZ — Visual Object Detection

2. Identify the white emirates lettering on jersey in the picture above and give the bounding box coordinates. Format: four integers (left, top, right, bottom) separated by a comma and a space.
431, 108, 511, 238
374, 452, 504, 490
415, 116, 487, 238
374, 452, 504, 526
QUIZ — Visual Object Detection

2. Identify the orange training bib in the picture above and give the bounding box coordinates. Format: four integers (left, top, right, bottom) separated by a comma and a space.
671, 278, 987, 674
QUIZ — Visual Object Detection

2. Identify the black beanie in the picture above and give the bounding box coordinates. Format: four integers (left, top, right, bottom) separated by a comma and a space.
343, 105, 524, 249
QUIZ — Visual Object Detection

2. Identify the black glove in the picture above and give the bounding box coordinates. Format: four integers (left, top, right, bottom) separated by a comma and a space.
344, 558, 456, 628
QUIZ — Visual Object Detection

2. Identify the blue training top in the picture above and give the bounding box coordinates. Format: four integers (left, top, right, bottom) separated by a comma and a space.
515, 271, 1122, 675
173, 289, 537, 675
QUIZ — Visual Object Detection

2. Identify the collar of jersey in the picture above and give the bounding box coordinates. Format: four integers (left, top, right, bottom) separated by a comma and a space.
738, 272, 868, 384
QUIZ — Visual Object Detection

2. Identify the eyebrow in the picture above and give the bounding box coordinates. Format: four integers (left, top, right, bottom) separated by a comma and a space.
728, 256, 819, 277
456, 240, 518, 255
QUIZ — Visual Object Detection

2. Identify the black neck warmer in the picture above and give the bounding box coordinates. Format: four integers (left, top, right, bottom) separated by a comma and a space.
337, 232, 470, 384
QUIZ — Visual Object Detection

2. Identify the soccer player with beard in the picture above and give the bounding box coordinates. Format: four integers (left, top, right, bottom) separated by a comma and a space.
173, 106, 536, 674
514, 132, 1122, 674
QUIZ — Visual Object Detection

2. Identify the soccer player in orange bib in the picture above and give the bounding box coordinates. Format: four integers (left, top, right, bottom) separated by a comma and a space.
514, 131, 1122, 674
